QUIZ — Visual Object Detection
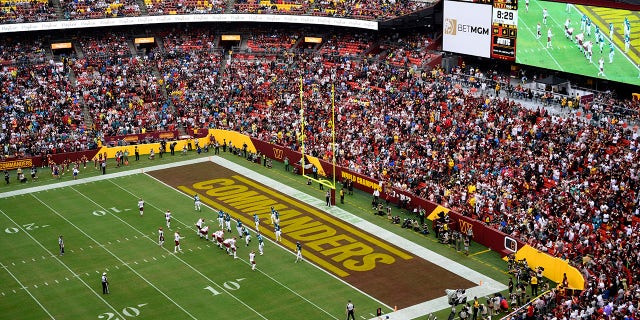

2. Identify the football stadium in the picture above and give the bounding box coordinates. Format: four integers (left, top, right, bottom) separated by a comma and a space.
1, 0, 639, 319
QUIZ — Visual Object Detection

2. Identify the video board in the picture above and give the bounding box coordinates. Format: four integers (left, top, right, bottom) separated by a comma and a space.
491, 0, 518, 60
515, 0, 640, 85
443, 0, 493, 58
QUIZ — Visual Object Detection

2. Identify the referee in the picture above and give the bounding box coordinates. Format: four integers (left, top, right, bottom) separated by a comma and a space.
101, 272, 109, 294
346, 300, 355, 320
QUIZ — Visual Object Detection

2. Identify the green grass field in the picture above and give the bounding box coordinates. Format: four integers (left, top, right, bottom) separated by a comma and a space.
516, 0, 640, 85
0, 152, 513, 320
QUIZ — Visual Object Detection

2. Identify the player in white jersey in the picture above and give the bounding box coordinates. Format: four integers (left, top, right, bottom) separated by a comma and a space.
196, 218, 204, 235
138, 199, 144, 216
624, 34, 630, 53
174, 231, 183, 253
236, 218, 244, 238
253, 213, 260, 232
536, 23, 541, 39
158, 227, 165, 246
575, 32, 584, 47
224, 212, 231, 232
547, 28, 553, 48
584, 41, 593, 62
598, 56, 605, 77
274, 222, 282, 242
256, 233, 264, 255
223, 237, 237, 258
242, 227, 251, 246
165, 210, 172, 229
295, 241, 303, 263
564, 18, 571, 38
542, 8, 548, 25
214, 230, 225, 248
193, 194, 202, 211
217, 210, 224, 228
199, 226, 209, 240
525, 0, 529, 12
249, 251, 256, 270
608, 42, 615, 63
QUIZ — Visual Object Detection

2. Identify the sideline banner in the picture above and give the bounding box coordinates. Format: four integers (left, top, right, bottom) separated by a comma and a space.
0, 150, 100, 169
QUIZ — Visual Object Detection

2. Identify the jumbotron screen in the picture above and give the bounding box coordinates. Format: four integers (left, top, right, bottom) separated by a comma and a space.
515, 0, 640, 85
443, 0, 493, 58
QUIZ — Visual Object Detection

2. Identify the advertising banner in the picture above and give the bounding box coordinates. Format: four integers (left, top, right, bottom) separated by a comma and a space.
103, 131, 180, 143
443, 0, 493, 58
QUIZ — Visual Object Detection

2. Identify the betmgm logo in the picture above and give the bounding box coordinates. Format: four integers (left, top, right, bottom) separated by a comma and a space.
444, 18, 457, 35
445, 17, 490, 36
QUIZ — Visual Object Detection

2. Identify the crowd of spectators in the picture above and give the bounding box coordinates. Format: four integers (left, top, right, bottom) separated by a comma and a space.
145, 0, 225, 16
380, 33, 438, 69
0, 37, 49, 65
311, 0, 430, 21
73, 33, 167, 137
0, 60, 92, 159
157, 29, 222, 131
1, 27, 639, 319
59, 0, 141, 20
1, 0, 432, 24
0, 0, 57, 24
232, 0, 310, 15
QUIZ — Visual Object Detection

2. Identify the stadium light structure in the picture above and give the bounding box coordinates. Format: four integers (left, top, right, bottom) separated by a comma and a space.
299, 76, 337, 204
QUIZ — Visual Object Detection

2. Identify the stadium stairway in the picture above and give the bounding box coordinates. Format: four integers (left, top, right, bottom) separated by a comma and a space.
72, 39, 85, 59
136, 0, 149, 15
65, 67, 94, 130
225, 0, 235, 13
126, 38, 139, 56
53, 0, 64, 20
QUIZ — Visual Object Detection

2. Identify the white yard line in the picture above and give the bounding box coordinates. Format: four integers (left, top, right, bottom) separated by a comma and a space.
0, 262, 55, 319
124, 175, 344, 320
0, 208, 124, 319
71, 184, 271, 320
30, 193, 198, 320
518, 12, 564, 71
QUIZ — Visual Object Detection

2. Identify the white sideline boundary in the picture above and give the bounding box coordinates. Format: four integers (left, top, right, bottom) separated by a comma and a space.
0, 156, 507, 319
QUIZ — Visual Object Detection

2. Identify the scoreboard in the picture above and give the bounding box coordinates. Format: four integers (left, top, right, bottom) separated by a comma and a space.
491, 0, 518, 61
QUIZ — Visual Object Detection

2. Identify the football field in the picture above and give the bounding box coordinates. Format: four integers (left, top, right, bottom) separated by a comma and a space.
516, 0, 640, 85
0, 157, 506, 320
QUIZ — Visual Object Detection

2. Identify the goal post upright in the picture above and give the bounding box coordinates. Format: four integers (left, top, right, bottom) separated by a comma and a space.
299, 76, 337, 205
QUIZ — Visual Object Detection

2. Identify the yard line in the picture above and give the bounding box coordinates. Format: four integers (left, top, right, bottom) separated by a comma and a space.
1, 262, 54, 319
120, 176, 345, 320
71, 185, 270, 320
519, 14, 564, 71
139, 163, 394, 312
30, 194, 198, 320
0, 208, 124, 319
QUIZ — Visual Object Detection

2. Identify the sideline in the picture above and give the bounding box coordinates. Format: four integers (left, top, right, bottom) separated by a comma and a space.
0, 158, 210, 199
1, 156, 507, 319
